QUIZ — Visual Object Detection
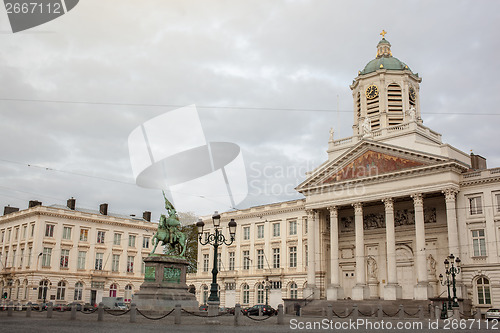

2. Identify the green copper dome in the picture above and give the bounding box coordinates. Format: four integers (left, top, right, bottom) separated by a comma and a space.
359, 38, 413, 75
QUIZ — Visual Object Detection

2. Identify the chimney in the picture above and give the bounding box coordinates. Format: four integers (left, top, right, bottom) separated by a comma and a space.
29, 200, 42, 208
143, 211, 151, 222
471, 153, 487, 170
99, 203, 108, 215
3, 206, 19, 216
67, 197, 76, 210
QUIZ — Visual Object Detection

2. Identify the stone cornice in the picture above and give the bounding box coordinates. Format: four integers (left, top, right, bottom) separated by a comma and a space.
460, 175, 500, 187
215, 200, 306, 222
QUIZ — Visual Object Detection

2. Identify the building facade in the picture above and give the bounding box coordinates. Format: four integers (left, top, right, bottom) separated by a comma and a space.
188, 34, 500, 313
0, 198, 160, 306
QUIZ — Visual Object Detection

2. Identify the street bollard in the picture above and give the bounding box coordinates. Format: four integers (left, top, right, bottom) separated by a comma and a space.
327, 304, 333, 322
130, 303, 137, 323
26, 302, 32, 318
453, 308, 459, 319
352, 305, 358, 320
435, 306, 441, 319
175, 304, 181, 325
378, 304, 383, 319
70, 303, 77, 320
234, 303, 241, 326
277, 304, 284, 325
17, 302, 21, 311
258, 306, 262, 317
47, 302, 53, 318
475, 310, 482, 320
419, 305, 424, 319
97, 303, 104, 322
7, 301, 13, 317
398, 305, 404, 319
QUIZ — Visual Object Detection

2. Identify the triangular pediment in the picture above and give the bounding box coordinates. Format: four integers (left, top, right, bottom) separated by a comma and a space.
297, 140, 450, 190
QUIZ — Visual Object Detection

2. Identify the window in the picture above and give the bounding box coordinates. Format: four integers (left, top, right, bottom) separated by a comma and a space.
202, 285, 209, 304
141, 258, 146, 274
472, 230, 487, 256
45, 224, 54, 237
273, 223, 280, 237
19, 248, 24, 268
38, 280, 49, 300
305, 245, 308, 266
304, 218, 308, 234
127, 256, 134, 273
228, 252, 235, 271
7, 229, 11, 242
128, 235, 136, 247
217, 253, 222, 271
257, 283, 264, 304
477, 277, 491, 305
112, 254, 120, 272
257, 225, 264, 239
243, 251, 250, 270
14, 228, 18, 240
60, 249, 69, 268
22, 225, 27, 240
12, 249, 16, 267
204, 232, 210, 242
290, 282, 298, 299
273, 248, 280, 269
143, 237, 150, 248
109, 283, 117, 297
97, 231, 105, 244
27, 247, 32, 267
1, 230, 4, 242
289, 220, 297, 235
124, 285, 132, 302
289, 246, 297, 268
203, 254, 209, 272
225, 282, 236, 290
74, 282, 83, 301
496, 193, 500, 213
30, 224, 35, 237
469, 196, 483, 215
4, 250, 8, 267
77, 251, 86, 270
56, 281, 66, 300
113, 233, 121, 245
242, 284, 249, 304
271, 281, 282, 289
62, 227, 72, 240
41, 248, 52, 267
243, 227, 250, 240
257, 249, 264, 269
79, 229, 88, 242
95, 253, 103, 270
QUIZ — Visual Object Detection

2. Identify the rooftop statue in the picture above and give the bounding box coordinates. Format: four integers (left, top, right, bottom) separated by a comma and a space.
150, 191, 187, 257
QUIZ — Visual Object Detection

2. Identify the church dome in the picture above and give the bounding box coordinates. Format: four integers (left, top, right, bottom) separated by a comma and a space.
360, 37, 413, 75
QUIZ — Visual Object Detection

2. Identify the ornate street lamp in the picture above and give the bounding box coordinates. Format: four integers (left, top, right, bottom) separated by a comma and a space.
196, 212, 236, 313
439, 253, 461, 318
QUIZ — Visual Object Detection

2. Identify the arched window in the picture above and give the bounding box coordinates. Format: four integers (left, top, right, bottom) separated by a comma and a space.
242, 284, 249, 305
290, 282, 298, 299
124, 284, 133, 302
56, 281, 66, 300
109, 283, 117, 297
256, 283, 264, 304
202, 285, 208, 304
74, 282, 83, 301
477, 277, 491, 305
38, 280, 49, 301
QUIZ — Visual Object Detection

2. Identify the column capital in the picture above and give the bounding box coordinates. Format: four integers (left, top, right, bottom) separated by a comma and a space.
306, 209, 315, 216
411, 193, 424, 206
352, 202, 363, 214
382, 198, 394, 210
442, 188, 458, 202
327, 206, 338, 217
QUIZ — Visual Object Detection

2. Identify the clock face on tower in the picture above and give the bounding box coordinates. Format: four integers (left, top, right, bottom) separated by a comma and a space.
409, 86, 416, 102
365, 84, 379, 100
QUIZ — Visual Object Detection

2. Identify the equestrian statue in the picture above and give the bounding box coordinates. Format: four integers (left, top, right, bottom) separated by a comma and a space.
150, 192, 187, 257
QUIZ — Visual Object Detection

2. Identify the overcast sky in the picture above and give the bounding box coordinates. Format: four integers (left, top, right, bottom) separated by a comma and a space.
1, 0, 499, 222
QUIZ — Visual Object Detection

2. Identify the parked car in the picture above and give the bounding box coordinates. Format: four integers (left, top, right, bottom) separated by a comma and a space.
486, 308, 500, 320
225, 307, 235, 315
199, 304, 208, 311
54, 303, 69, 312
244, 304, 276, 316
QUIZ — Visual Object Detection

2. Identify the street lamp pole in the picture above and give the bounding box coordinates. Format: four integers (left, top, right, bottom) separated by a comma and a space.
439, 254, 461, 318
196, 212, 236, 316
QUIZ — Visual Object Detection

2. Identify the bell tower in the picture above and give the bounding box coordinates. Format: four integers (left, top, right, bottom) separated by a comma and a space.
350, 31, 422, 136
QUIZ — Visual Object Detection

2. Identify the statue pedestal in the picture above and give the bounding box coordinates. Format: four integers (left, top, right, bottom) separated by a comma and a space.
133, 255, 198, 312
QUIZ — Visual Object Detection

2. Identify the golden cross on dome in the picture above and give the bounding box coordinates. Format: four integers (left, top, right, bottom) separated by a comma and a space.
380, 30, 387, 38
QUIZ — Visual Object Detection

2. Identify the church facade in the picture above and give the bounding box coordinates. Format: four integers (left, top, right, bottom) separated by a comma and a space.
189, 34, 500, 313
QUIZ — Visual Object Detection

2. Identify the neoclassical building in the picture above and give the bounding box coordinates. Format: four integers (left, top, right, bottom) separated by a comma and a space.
0, 198, 159, 306
189, 34, 500, 313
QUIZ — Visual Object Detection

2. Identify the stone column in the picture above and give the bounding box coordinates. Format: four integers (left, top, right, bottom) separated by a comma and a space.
383, 198, 401, 300
304, 210, 317, 298
412, 193, 432, 299
443, 188, 466, 297
327, 206, 343, 300
352, 202, 369, 300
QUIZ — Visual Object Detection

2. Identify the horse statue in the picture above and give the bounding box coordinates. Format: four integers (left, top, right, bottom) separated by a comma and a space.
150, 192, 187, 257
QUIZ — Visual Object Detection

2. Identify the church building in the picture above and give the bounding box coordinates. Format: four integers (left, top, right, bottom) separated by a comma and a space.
189, 32, 500, 313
